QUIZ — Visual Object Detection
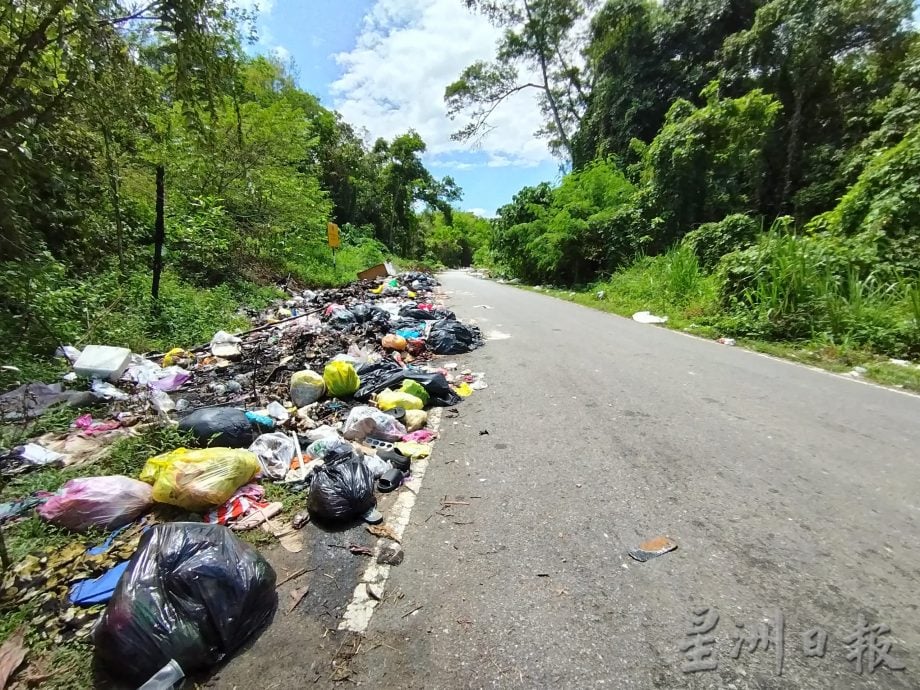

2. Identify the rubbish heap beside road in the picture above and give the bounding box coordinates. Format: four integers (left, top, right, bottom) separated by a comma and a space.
0, 270, 486, 688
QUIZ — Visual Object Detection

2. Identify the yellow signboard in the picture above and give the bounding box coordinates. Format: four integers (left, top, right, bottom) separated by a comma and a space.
327, 222, 341, 249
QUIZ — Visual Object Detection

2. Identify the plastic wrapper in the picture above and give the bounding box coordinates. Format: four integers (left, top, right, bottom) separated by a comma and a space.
376, 389, 424, 411
323, 361, 360, 398
427, 319, 483, 354
178, 407, 253, 448
38, 475, 153, 532
94, 522, 276, 686
342, 405, 407, 442
306, 435, 354, 460
308, 451, 376, 522
248, 432, 295, 480
141, 448, 260, 511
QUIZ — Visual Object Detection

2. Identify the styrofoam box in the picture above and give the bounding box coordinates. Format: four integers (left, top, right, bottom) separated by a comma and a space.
73, 345, 132, 382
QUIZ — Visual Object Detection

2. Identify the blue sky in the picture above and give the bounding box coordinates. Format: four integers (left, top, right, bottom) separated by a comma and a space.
244, 0, 561, 216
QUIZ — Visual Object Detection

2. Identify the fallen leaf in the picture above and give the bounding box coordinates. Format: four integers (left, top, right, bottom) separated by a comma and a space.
348, 544, 373, 557
0, 626, 27, 689
287, 586, 309, 613
366, 524, 400, 543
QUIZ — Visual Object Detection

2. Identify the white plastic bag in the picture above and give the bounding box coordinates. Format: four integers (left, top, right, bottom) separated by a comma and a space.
342, 406, 406, 442
248, 432, 296, 480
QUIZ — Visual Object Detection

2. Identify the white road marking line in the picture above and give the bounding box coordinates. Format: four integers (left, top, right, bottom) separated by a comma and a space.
338, 408, 442, 633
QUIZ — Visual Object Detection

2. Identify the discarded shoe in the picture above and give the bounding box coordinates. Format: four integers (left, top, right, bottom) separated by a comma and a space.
376, 468, 404, 493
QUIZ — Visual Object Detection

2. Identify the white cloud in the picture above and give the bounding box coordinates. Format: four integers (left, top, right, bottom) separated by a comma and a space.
271, 45, 291, 62
330, 0, 554, 169
466, 207, 496, 219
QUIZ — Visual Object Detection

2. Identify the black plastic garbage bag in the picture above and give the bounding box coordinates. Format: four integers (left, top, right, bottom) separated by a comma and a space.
328, 307, 357, 329
94, 522, 277, 687
427, 319, 483, 355
351, 304, 390, 326
392, 316, 425, 333
398, 304, 455, 321
354, 362, 461, 406
308, 451, 376, 522
178, 407, 253, 448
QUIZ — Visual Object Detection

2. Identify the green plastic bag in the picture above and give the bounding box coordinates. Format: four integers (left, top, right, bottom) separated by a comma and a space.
323, 361, 360, 398
399, 379, 429, 406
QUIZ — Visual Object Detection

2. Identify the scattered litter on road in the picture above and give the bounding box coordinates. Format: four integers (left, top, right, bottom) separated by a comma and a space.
716, 337, 736, 346
628, 536, 678, 562
287, 586, 309, 613
378, 541, 404, 566
632, 311, 668, 324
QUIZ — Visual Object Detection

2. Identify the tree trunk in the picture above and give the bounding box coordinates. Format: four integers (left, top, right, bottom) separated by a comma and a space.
101, 125, 125, 274
523, 0, 574, 163
781, 84, 805, 214
151, 164, 165, 300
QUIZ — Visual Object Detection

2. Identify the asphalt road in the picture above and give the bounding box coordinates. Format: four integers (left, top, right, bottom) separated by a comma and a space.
347, 271, 920, 689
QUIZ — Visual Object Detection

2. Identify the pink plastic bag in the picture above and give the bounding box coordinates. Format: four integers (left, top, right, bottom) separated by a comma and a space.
38, 475, 153, 532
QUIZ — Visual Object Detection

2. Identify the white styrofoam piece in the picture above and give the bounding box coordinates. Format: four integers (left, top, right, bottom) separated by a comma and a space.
73, 345, 132, 382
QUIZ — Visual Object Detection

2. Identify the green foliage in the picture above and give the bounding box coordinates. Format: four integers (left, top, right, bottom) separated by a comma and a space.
421, 210, 492, 268
639, 83, 781, 248
682, 214, 762, 270
717, 231, 919, 354
807, 124, 920, 273
492, 160, 636, 283
0, 253, 277, 380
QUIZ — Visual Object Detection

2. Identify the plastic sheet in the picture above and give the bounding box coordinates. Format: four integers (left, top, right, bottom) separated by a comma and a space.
94, 522, 276, 686
354, 362, 461, 406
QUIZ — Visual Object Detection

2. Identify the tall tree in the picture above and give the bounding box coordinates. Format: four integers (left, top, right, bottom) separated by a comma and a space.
721, 0, 914, 216
445, 0, 595, 162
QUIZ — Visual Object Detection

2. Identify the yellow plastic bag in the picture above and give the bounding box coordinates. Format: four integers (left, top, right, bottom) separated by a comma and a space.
323, 361, 360, 398
162, 347, 191, 367
140, 448, 260, 511
376, 388, 424, 411
403, 408, 428, 432
394, 441, 431, 459
454, 382, 474, 398
399, 379, 429, 406
370, 285, 384, 295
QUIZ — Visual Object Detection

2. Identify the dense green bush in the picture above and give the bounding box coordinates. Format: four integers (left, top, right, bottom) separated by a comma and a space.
682, 214, 762, 270
808, 124, 920, 273
638, 83, 781, 249
717, 231, 919, 354
491, 160, 635, 284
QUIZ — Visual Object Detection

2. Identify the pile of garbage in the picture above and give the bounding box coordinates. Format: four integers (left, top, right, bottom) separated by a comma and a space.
0, 270, 485, 687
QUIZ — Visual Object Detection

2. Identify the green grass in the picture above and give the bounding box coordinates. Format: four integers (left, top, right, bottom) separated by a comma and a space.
511, 244, 920, 393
